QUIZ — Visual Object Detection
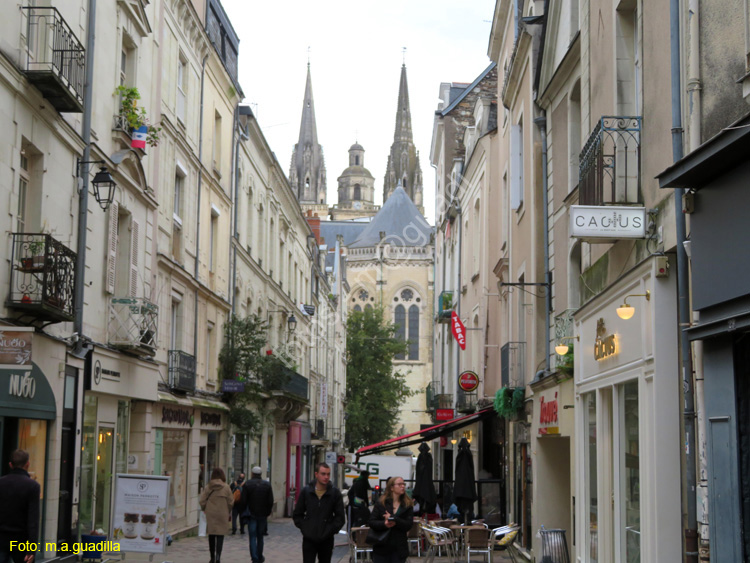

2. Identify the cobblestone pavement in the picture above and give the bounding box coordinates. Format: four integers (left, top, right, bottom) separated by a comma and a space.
102, 518, 513, 563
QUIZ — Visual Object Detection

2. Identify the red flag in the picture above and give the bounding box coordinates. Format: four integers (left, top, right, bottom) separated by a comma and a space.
451, 311, 466, 350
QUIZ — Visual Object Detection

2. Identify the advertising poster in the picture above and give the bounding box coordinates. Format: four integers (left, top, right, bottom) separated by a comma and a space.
112, 474, 170, 553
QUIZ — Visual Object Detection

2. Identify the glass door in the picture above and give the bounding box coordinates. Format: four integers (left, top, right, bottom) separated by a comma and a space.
619, 382, 640, 562
94, 426, 114, 533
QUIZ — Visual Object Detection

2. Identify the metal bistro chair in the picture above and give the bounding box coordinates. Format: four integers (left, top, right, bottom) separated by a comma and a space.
407, 519, 422, 557
423, 524, 458, 563
491, 525, 520, 563
539, 528, 570, 563
350, 526, 373, 563
465, 526, 493, 563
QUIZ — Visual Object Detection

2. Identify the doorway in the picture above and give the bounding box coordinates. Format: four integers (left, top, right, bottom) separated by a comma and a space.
94, 426, 114, 532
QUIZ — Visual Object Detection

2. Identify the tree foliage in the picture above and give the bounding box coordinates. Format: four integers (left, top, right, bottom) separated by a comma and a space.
219, 314, 291, 438
345, 306, 413, 451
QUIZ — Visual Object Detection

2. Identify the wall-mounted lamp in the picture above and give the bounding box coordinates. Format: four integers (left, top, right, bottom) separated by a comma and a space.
450, 438, 457, 445
616, 290, 650, 320
78, 159, 116, 211
555, 336, 579, 356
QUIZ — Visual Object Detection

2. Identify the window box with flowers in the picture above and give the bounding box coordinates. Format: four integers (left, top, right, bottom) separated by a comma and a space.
114, 86, 162, 147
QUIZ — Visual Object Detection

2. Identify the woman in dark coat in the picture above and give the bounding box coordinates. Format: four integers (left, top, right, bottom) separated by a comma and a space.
368, 476, 414, 563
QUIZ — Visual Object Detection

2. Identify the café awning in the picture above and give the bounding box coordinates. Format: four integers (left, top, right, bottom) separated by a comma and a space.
355, 407, 496, 457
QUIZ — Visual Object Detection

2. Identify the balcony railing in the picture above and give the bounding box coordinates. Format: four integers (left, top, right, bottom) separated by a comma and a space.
22, 6, 84, 112
579, 116, 642, 206
436, 290, 455, 323
168, 350, 196, 392
501, 341, 526, 387
7, 233, 76, 323
109, 297, 158, 357
456, 390, 477, 414
267, 366, 308, 400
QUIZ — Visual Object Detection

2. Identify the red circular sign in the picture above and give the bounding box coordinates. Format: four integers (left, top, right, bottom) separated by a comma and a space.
458, 371, 479, 392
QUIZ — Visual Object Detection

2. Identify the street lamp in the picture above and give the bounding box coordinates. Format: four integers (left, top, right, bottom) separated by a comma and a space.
78, 159, 116, 211
288, 314, 297, 333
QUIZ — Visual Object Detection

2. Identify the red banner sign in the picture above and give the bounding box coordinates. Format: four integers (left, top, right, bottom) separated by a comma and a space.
538, 392, 560, 435
451, 311, 466, 350
458, 371, 479, 392
436, 408, 454, 421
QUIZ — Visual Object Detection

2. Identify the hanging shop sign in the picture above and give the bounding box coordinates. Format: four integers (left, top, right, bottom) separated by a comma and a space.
538, 391, 559, 435
436, 408, 455, 421
594, 318, 618, 361
570, 206, 646, 242
112, 474, 169, 553
221, 380, 245, 392
458, 371, 479, 392
451, 311, 466, 350
0, 328, 33, 368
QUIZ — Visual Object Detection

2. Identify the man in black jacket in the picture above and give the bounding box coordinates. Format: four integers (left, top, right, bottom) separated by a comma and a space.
240, 467, 274, 563
0, 449, 40, 563
292, 463, 345, 563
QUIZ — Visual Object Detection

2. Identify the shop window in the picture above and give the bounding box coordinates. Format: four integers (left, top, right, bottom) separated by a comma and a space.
585, 393, 598, 562
116, 401, 129, 476
80, 395, 98, 533
95, 426, 115, 532
619, 381, 640, 561
163, 430, 188, 523
16, 418, 47, 501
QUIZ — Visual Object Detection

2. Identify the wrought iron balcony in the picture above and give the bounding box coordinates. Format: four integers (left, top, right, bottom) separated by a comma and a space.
436, 290, 455, 324
7, 233, 76, 323
108, 297, 158, 357
267, 366, 308, 400
579, 116, 642, 206
168, 350, 196, 393
22, 6, 84, 113
456, 390, 477, 414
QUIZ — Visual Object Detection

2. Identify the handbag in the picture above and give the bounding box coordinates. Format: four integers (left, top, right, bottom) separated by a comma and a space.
365, 526, 390, 546
198, 510, 207, 537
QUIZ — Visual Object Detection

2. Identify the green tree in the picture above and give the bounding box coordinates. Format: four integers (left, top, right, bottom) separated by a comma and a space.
345, 306, 412, 450
219, 314, 290, 438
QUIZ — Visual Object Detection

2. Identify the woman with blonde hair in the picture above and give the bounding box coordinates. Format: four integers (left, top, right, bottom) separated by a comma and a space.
199, 467, 233, 563
367, 476, 414, 563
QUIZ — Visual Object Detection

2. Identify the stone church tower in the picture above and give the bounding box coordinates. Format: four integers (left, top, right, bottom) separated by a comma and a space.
383, 64, 424, 215
290, 64, 328, 216
330, 142, 379, 221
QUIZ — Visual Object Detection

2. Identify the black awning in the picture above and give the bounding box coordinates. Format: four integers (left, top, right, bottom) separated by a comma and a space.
355, 407, 496, 457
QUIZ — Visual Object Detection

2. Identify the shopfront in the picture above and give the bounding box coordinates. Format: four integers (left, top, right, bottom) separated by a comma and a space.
153, 397, 229, 532
530, 377, 574, 557
573, 257, 681, 562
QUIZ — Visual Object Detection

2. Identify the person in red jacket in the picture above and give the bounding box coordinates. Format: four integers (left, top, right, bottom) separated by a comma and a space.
0, 450, 40, 563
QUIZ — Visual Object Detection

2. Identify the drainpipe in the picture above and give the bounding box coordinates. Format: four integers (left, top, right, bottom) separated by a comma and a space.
194, 54, 208, 362
669, 1, 698, 560
73, 0, 98, 352
534, 112, 551, 374
231, 106, 249, 315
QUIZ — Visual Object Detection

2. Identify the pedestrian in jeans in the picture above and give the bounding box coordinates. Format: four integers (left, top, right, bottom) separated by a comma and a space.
293, 463, 345, 563
199, 467, 233, 563
0, 449, 40, 563
230, 472, 245, 535
240, 467, 274, 563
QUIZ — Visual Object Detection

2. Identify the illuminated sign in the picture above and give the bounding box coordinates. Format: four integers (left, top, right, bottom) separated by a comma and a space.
458, 371, 479, 392
594, 318, 617, 361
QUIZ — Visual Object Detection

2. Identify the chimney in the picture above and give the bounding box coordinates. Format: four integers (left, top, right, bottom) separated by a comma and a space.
306, 214, 321, 243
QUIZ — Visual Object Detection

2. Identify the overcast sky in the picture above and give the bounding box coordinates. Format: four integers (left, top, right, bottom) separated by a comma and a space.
222, 0, 496, 225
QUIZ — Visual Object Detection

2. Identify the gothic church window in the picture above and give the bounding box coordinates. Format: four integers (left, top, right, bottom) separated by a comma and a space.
394, 294, 420, 361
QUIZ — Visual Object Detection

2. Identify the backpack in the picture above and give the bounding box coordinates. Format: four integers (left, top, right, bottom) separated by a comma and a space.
233, 486, 242, 504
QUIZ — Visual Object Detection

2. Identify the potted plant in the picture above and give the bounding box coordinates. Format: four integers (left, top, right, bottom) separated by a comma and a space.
80, 528, 108, 560
18, 238, 46, 271
115, 86, 162, 147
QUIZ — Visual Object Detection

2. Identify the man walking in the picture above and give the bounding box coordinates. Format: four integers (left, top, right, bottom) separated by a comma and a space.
240, 467, 273, 563
230, 472, 245, 535
293, 463, 345, 563
0, 450, 41, 563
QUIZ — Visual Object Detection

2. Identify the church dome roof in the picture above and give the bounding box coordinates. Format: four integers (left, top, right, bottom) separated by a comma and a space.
349, 142, 364, 151
337, 165, 374, 179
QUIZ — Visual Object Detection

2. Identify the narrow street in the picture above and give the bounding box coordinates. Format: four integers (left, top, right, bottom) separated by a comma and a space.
111, 518, 513, 562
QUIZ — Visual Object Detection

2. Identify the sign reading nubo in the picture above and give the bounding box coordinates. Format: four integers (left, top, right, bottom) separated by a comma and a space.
594, 318, 617, 361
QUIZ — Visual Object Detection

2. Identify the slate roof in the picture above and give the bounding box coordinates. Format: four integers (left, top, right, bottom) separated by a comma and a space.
439, 62, 498, 116
350, 186, 433, 248
319, 219, 371, 247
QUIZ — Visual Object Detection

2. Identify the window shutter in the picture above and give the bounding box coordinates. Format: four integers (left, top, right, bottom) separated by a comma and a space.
130, 218, 140, 297
106, 201, 119, 294
510, 124, 522, 210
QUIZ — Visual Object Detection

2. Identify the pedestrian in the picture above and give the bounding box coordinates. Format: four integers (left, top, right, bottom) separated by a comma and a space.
348, 470, 371, 527
292, 462, 345, 563
0, 449, 40, 563
230, 472, 245, 535
367, 476, 414, 563
240, 466, 274, 563
199, 467, 233, 563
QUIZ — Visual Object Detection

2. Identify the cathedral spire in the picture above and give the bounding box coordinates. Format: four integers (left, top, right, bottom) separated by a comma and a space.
290, 64, 327, 206
383, 64, 423, 214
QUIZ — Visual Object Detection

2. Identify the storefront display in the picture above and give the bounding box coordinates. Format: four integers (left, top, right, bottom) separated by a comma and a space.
162, 430, 188, 523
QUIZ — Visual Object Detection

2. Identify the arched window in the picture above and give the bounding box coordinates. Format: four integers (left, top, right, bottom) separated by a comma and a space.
365, 304, 372, 311
353, 184, 361, 200
408, 305, 419, 360
394, 305, 406, 360
353, 304, 362, 312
